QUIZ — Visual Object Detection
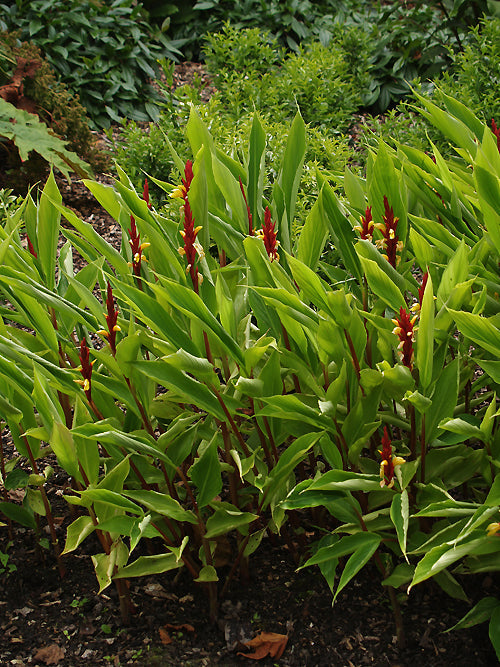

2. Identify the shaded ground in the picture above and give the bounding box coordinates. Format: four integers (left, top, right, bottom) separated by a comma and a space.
1, 514, 498, 667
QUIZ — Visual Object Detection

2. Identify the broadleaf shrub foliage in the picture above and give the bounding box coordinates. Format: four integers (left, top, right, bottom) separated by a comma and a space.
0, 0, 183, 128
1, 91, 500, 655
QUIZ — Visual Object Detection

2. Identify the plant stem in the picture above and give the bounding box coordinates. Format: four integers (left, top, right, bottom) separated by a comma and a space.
22, 432, 65, 577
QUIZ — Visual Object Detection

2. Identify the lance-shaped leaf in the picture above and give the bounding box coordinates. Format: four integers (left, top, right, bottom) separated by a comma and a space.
37, 170, 61, 290
296, 195, 328, 271
114, 552, 182, 579
321, 183, 362, 282
358, 256, 406, 311
115, 279, 199, 356
417, 272, 434, 391
390, 490, 409, 561
62, 516, 96, 554
204, 508, 259, 539
262, 432, 323, 508
276, 111, 306, 254
247, 113, 266, 229
300, 531, 381, 602
124, 490, 198, 524
447, 309, 500, 357
409, 536, 500, 591
133, 359, 226, 421
189, 435, 222, 509
153, 280, 245, 367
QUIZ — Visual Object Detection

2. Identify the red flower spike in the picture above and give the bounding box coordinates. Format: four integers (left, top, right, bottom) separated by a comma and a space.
355, 205, 374, 241
179, 199, 203, 293
492, 119, 500, 153
143, 179, 151, 209
261, 206, 279, 262
78, 338, 94, 402
379, 426, 405, 489
127, 215, 148, 278
170, 160, 194, 202
239, 176, 253, 236
374, 196, 402, 268
104, 282, 120, 354
392, 307, 417, 370
26, 234, 37, 258
418, 271, 429, 308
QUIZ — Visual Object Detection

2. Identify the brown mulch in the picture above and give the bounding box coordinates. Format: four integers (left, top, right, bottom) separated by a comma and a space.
1, 62, 499, 667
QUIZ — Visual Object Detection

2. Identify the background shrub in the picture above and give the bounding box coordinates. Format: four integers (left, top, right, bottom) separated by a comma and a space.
0, 0, 184, 128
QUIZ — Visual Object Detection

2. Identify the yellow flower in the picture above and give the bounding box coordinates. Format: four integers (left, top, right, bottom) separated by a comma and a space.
486, 522, 500, 537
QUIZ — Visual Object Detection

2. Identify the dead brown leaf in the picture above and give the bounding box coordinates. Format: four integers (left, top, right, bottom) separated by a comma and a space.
159, 627, 173, 645
238, 631, 288, 660
159, 622, 195, 645
164, 622, 195, 633
33, 644, 66, 665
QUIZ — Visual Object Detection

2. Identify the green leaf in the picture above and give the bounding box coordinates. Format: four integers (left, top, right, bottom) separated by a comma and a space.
0, 502, 36, 529
448, 310, 500, 357
382, 562, 414, 587
334, 533, 381, 602
124, 490, 197, 524
50, 422, 79, 481
490, 606, 500, 661
62, 516, 95, 554
263, 432, 323, 507
409, 537, 500, 591
447, 597, 500, 631
0, 99, 91, 181
37, 171, 62, 290
80, 489, 144, 515
133, 360, 225, 420
390, 490, 409, 561
189, 435, 222, 509
195, 565, 218, 582
154, 280, 244, 367
358, 256, 406, 311
309, 469, 383, 493
276, 112, 306, 254
296, 196, 328, 270
433, 569, 468, 601
247, 113, 266, 228
425, 358, 459, 443
321, 184, 362, 282
417, 272, 434, 391
114, 552, 181, 579
204, 508, 258, 539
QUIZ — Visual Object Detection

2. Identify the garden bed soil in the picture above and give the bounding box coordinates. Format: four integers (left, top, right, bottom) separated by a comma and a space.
1, 514, 498, 667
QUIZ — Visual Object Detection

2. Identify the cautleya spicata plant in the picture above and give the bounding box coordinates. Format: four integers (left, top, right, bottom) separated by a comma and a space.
0, 94, 500, 657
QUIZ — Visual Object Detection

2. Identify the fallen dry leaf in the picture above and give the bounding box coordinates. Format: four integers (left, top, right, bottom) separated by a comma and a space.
164, 622, 195, 633
238, 631, 288, 660
159, 622, 195, 645
159, 627, 172, 645
33, 644, 66, 665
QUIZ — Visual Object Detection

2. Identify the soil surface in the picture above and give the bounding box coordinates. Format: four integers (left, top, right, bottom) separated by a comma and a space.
1, 510, 498, 667
1, 63, 500, 667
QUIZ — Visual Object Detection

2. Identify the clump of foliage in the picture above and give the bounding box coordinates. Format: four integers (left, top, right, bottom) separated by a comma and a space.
144, 0, 367, 60
203, 23, 368, 130
361, 16, 500, 164
1, 93, 500, 661
0, 31, 108, 172
0, 0, 184, 128
115, 46, 353, 210
438, 16, 500, 123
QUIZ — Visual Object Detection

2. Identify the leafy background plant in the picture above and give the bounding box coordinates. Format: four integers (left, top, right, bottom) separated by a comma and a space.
0, 0, 184, 128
